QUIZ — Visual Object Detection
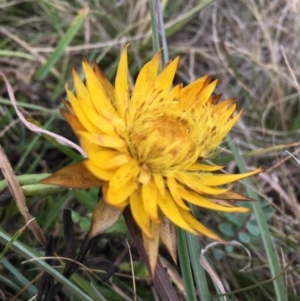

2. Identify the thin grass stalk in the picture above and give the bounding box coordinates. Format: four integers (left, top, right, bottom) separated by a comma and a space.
154, 0, 169, 64
149, 0, 160, 57
226, 134, 286, 301
149, 1, 212, 300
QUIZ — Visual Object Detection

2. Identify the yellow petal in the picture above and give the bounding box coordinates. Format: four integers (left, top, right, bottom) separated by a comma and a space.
166, 176, 189, 210
159, 215, 177, 264
153, 173, 165, 197
130, 191, 152, 237
67, 86, 114, 135
76, 100, 116, 135
62, 99, 75, 114
104, 113, 125, 135
195, 79, 218, 107
180, 75, 208, 110
225, 110, 242, 128
176, 171, 228, 195
84, 159, 114, 181
72, 67, 93, 107
136, 51, 161, 89
104, 180, 135, 207
187, 163, 224, 172
217, 106, 237, 128
142, 180, 159, 222
178, 185, 249, 213
214, 98, 235, 112
115, 46, 129, 118
179, 208, 224, 241
61, 109, 85, 133
142, 221, 160, 276
77, 131, 127, 151
66, 88, 98, 133
131, 51, 161, 108
138, 169, 151, 185
82, 60, 116, 116
79, 134, 103, 155
88, 150, 129, 170
109, 160, 140, 191
94, 62, 116, 106
168, 83, 182, 101
157, 191, 196, 235
156, 57, 179, 91
104, 154, 129, 170
200, 168, 263, 186
88, 198, 123, 239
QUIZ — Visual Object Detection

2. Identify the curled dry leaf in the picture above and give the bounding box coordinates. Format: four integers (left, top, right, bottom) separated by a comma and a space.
0, 71, 86, 157
200, 240, 252, 301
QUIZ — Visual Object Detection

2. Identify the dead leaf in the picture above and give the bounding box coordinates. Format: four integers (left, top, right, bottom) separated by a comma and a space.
0, 145, 46, 246
41, 160, 102, 189
88, 198, 123, 239
159, 215, 177, 264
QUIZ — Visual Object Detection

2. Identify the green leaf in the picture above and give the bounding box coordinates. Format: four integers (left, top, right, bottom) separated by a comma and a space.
35, 7, 89, 80
246, 222, 260, 236
238, 232, 251, 244
219, 222, 236, 237
226, 134, 286, 301
177, 229, 197, 301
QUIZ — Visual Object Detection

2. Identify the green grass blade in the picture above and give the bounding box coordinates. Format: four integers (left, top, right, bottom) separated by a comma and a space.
0, 97, 59, 113
0, 229, 94, 301
0, 228, 23, 260
226, 134, 286, 301
165, 0, 215, 36
15, 116, 56, 172
186, 232, 210, 301
177, 229, 198, 301
149, 0, 160, 55
0, 50, 35, 60
1, 257, 38, 295
0, 274, 22, 292
154, 0, 169, 64
35, 7, 88, 80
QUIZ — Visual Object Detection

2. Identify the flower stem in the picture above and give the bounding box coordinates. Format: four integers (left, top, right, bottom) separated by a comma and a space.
148, 1, 212, 300
124, 208, 180, 301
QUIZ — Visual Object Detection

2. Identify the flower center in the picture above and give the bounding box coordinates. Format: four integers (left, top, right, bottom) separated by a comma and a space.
127, 114, 197, 172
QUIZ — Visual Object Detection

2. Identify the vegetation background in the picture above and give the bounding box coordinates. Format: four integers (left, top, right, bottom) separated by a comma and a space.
0, 0, 299, 300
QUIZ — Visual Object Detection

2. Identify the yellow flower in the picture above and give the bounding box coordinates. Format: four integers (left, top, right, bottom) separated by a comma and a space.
42, 47, 262, 274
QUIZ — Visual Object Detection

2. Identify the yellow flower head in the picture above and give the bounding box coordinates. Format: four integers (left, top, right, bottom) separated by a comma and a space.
42, 47, 262, 273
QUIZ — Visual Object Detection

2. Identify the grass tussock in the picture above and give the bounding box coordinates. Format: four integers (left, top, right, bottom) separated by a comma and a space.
0, 0, 300, 300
